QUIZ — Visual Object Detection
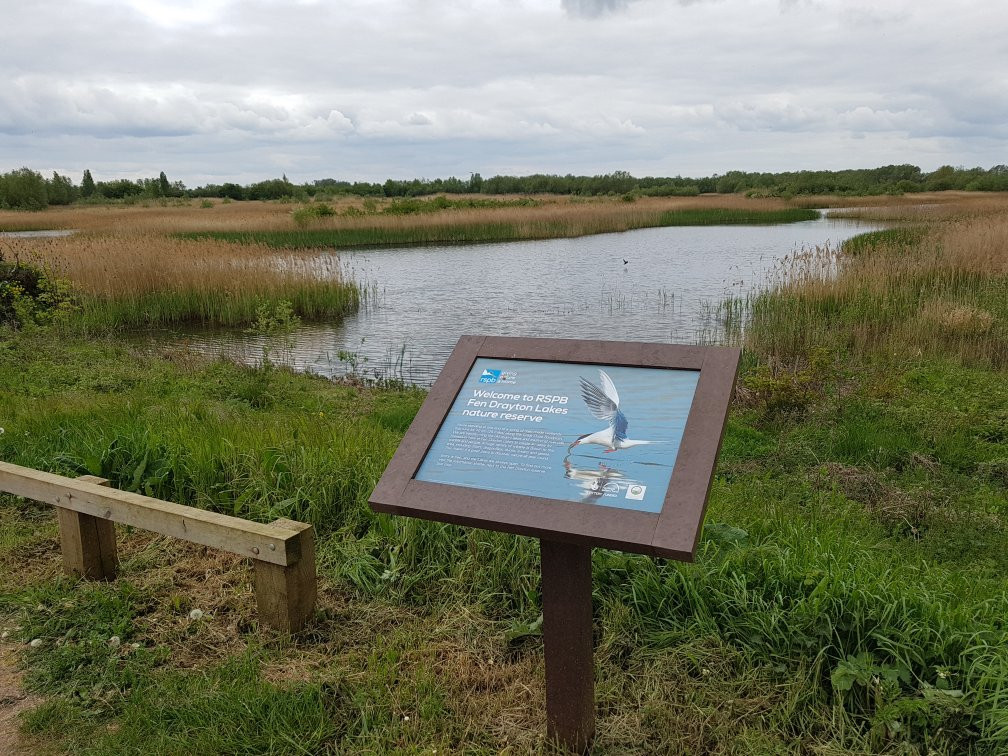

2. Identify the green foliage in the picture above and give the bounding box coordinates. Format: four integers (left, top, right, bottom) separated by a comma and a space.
840, 227, 927, 255
80, 169, 95, 198
182, 207, 817, 252
46, 172, 76, 205
379, 195, 538, 215
291, 201, 335, 226
247, 299, 301, 366
0, 256, 76, 328
3, 580, 164, 719
71, 279, 359, 332
743, 347, 834, 417
658, 208, 819, 226
1, 315, 1006, 751
0, 167, 48, 210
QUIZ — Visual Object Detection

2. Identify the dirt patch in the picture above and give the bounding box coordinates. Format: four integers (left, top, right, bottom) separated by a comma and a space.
0, 638, 42, 756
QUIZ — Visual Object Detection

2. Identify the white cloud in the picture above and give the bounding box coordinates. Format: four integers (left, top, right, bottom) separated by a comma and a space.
0, 0, 1005, 182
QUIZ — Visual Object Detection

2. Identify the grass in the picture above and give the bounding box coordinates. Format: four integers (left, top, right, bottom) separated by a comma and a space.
716, 203, 1008, 369
0, 192, 1006, 752
181, 206, 820, 250
1, 319, 1006, 752
3, 233, 360, 331
658, 208, 818, 226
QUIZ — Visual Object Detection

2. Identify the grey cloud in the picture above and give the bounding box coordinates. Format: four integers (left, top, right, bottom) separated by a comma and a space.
561, 0, 708, 16
562, 0, 632, 17
1, 0, 1006, 183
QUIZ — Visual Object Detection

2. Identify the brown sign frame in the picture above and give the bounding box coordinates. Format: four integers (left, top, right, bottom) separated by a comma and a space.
370, 335, 740, 561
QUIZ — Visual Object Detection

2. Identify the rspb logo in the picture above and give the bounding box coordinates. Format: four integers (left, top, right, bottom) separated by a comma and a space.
479, 369, 502, 384
478, 368, 518, 385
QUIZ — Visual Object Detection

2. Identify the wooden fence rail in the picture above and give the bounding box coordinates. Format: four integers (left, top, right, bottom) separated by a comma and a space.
0, 460, 316, 632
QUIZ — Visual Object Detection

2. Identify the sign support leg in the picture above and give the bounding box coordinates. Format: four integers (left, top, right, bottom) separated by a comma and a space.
540, 538, 595, 753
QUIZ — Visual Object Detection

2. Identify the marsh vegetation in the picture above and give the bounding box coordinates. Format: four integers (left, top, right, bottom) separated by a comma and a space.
0, 191, 1005, 753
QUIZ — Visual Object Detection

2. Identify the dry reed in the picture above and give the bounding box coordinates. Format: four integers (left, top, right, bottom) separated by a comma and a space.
0, 194, 803, 235
732, 196, 1008, 368
2, 232, 358, 329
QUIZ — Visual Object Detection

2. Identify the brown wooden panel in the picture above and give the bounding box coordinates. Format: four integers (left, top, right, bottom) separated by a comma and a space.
0, 461, 303, 566
369, 336, 740, 561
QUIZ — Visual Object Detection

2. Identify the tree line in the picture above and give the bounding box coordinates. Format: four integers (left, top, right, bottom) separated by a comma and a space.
2, 163, 1008, 210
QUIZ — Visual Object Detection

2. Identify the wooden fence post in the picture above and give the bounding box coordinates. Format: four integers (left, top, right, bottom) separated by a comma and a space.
57, 475, 118, 580
252, 518, 317, 632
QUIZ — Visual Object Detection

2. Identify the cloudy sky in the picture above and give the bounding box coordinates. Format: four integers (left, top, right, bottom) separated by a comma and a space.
1, 0, 1005, 186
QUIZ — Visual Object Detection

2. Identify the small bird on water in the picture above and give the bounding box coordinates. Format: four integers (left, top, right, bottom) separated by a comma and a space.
623, 258, 629, 265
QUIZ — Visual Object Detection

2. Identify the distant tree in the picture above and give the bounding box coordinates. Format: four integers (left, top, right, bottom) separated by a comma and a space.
158, 171, 171, 197
219, 182, 245, 200
96, 178, 144, 199
46, 172, 76, 205
81, 169, 95, 198
0, 168, 48, 210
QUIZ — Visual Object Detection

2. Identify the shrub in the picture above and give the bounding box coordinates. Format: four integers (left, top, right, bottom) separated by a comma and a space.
0, 167, 49, 211
291, 202, 335, 226
0, 254, 76, 328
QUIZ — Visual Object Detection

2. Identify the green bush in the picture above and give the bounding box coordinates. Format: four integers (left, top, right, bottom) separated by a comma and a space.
0, 255, 76, 328
0, 167, 49, 211
291, 202, 336, 226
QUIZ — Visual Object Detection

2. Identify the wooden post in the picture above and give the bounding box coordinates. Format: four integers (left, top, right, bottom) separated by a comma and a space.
57, 475, 118, 580
252, 518, 317, 632
540, 539, 595, 753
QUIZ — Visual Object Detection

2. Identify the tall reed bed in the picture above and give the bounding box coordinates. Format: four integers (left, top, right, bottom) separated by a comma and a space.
721, 201, 1008, 368
181, 203, 820, 250
1, 193, 809, 236
3, 233, 359, 330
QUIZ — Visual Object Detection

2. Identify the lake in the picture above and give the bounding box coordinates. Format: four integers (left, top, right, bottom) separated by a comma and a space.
167, 212, 883, 385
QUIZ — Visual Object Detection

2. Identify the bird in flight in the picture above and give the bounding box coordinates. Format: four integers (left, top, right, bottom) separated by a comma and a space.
569, 370, 652, 453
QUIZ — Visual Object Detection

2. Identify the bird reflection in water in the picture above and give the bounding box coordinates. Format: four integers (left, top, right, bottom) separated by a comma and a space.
563, 456, 628, 504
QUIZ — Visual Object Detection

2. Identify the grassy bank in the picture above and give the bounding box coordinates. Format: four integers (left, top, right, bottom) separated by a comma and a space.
718, 204, 1008, 369
1, 329, 1006, 751
3, 234, 360, 331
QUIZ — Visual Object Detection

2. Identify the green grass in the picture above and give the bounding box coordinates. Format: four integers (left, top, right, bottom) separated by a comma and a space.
69, 279, 361, 332
0, 326, 1006, 752
177, 224, 525, 250
841, 226, 927, 255
657, 208, 819, 226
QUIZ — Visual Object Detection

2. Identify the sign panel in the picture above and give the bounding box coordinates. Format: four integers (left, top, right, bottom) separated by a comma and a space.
370, 336, 740, 561
415, 358, 700, 513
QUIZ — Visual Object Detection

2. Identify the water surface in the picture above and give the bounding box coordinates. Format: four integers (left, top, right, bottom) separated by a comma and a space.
0, 229, 76, 238
169, 213, 882, 385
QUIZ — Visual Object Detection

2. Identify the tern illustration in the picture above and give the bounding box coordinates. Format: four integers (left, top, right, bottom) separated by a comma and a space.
568, 370, 652, 453
564, 458, 626, 503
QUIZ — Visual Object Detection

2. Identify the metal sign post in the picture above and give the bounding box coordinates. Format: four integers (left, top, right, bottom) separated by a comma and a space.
370, 335, 740, 751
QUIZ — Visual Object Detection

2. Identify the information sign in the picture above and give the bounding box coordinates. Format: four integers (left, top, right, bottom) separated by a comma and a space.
415, 357, 699, 513
371, 335, 740, 560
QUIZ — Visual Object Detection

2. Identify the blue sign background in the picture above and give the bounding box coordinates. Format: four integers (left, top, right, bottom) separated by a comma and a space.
415, 358, 700, 512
